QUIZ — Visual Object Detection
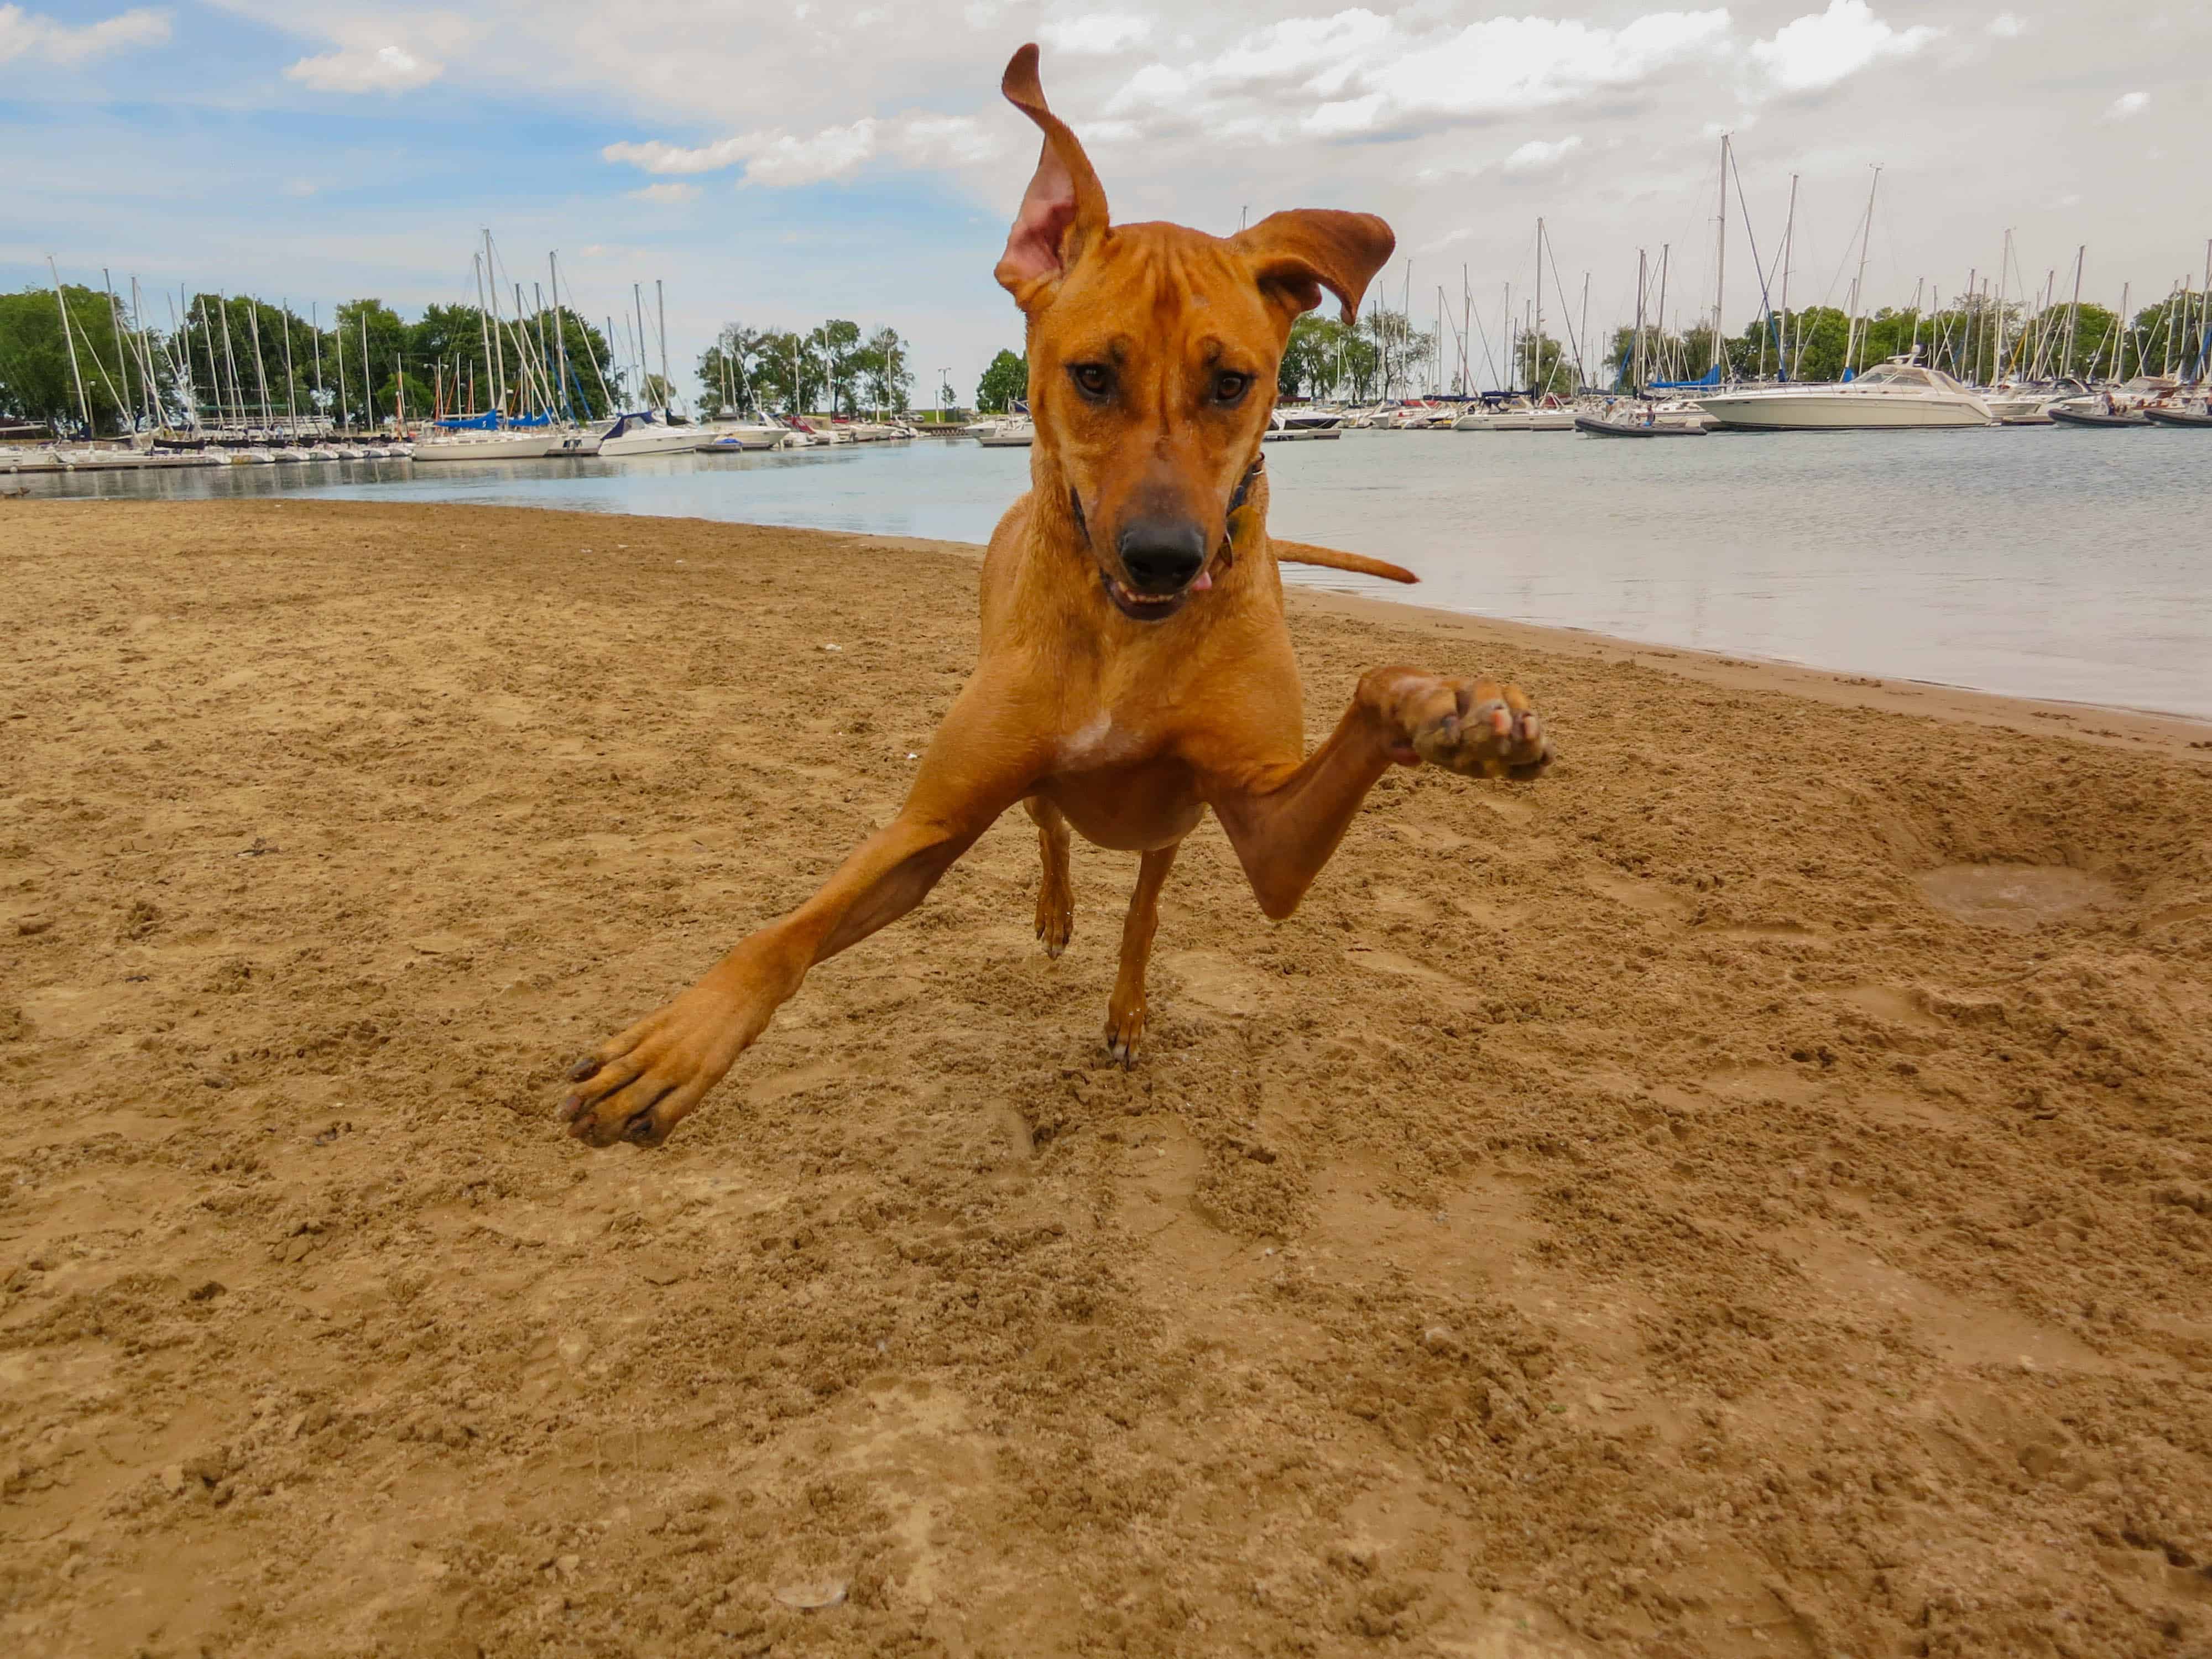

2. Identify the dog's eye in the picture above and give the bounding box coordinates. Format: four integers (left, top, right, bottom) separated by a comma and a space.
1213, 372, 1251, 405
1068, 363, 1113, 399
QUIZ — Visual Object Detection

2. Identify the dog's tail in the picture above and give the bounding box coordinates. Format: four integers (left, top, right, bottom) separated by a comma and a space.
1270, 539, 1419, 585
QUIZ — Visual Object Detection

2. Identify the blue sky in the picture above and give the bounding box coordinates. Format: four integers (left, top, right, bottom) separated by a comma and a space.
6, 2, 2205, 406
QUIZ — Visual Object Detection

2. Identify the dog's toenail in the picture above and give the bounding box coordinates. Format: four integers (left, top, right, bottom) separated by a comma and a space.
568, 1058, 597, 1081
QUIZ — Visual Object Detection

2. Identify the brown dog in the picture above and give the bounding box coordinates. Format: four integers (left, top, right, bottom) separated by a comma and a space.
561, 45, 1551, 1149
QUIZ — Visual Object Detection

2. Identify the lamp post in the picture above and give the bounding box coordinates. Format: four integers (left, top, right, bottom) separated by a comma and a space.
938, 367, 950, 424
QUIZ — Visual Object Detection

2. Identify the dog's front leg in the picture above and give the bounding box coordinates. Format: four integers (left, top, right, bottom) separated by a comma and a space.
561, 685, 1042, 1149
1207, 666, 1550, 921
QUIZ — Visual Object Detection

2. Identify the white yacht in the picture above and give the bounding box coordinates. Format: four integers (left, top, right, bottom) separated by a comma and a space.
694, 419, 790, 453
973, 415, 1035, 448
595, 411, 703, 458
1695, 358, 1995, 430
1262, 410, 1342, 442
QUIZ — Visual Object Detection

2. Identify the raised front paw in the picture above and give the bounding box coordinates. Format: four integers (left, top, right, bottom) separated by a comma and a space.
1366, 670, 1552, 781
560, 978, 757, 1149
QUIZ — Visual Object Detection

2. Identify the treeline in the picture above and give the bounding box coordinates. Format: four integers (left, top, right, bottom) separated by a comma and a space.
1610, 293, 2208, 388
0, 284, 627, 436
697, 321, 912, 417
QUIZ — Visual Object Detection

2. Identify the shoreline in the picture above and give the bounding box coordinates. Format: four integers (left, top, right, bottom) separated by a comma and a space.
19, 494, 2210, 752
405, 503, 2212, 759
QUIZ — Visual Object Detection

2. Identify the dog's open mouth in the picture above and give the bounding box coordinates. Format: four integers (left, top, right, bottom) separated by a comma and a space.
1102, 566, 1212, 623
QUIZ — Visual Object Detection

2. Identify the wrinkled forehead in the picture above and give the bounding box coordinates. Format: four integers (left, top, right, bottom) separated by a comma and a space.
1042, 223, 1276, 359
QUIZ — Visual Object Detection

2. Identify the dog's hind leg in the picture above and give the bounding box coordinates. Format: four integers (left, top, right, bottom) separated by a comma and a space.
1104, 841, 1179, 1068
1026, 796, 1074, 958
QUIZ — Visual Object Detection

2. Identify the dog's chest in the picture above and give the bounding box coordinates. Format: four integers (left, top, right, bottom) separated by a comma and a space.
1058, 711, 1141, 769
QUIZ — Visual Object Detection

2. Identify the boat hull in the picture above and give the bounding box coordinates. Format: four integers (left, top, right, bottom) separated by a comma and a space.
2142, 406, 2212, 428
414, 431, 562, 462
2049, 406, 2149, 429
1574, 414, 1707, 438
1695, 392, 1993, 429
597, 429, 707, 457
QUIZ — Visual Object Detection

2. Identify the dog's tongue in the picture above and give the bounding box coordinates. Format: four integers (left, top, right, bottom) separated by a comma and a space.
1192, 569, 1213, 592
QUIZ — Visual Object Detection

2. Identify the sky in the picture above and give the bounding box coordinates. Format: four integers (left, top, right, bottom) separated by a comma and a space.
4, 1, 2207, 404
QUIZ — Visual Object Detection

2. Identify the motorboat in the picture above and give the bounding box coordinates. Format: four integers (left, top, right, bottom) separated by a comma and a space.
595, 411, 705, 458
2144, 398, 2212, 428
973, 415, 1035, 448
1575, 401, 1709, 437
694, 419, 791, 453
1262, 409, 1342, 442
1984, 384, 2058, 425
1276, 405, 1345, 432
1453, 398, 1531, 431
2050, 400, 2149, 429
1694, 357, 1995, 429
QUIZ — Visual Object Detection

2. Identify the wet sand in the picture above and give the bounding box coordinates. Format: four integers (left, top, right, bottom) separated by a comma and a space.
4, 498, 2210, 1657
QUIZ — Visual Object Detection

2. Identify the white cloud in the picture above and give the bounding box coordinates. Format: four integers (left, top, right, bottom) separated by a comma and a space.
1041, 13, 1152, 55
1105, 9, 1730, 140
604, 122, 877, 186
604, 112, 1001, 187
1986, 13, 2025, 38
284, 43, 442, 94
1750, 0, 1939, 95
0, 4, 169, 65
631, 181, 699, 204
2104, 90, 2149, 121
1501, 134, 1583, 173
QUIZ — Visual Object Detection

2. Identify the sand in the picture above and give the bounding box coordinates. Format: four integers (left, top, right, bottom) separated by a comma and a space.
3, 497, 2210, 1658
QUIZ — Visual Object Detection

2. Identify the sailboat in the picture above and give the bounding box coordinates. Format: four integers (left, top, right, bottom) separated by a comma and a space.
595, 280, 702, 458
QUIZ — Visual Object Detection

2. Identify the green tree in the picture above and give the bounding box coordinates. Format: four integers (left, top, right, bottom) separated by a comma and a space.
1361, 308, 1434, 398
810, 319, 863, 413
976, 348, 1027, 413
852, 325, 912, 413
1278, 314, 1374, 400
0, 283, 175, 436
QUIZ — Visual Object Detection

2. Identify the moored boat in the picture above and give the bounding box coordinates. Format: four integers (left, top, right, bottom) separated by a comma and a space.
1695, 358, 1994, 430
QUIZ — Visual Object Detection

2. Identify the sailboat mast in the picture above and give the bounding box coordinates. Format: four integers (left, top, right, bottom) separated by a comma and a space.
1532, 220, 1545, 397
1844, 166, 1880, 375
657, 279, 671, 417
2064, 247, 2085, 378
550, 252, 572, 421
482, 231, 509, 410
217, 292, 246, 430
280, 297, 298, 436
1712, 133, 1729, 379
1578, 272, 1590, 392
101, 267, 134, 429
1654, 247, 1670, 381
1778, 173, 1798, 378
248, 299, 272, 427
46, 257, 94, 438
1634, 248, 1647, 394
361, 310, 373, 430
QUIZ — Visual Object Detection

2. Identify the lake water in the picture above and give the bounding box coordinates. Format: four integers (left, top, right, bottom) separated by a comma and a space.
20, 429, 2210, 719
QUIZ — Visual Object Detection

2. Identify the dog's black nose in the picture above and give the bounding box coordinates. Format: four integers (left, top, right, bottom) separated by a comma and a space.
1117, 519, 1207, 594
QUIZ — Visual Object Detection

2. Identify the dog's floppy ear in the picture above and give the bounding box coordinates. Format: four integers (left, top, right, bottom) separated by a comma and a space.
1230, 210, 1397, 325
995, 43, 1110, 306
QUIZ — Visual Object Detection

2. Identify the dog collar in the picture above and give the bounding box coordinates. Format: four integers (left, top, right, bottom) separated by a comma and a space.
1220, 452, 1264, 562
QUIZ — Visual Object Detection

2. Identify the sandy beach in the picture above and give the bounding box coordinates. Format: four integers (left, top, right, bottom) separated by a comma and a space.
4, 497, 2210, 1657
